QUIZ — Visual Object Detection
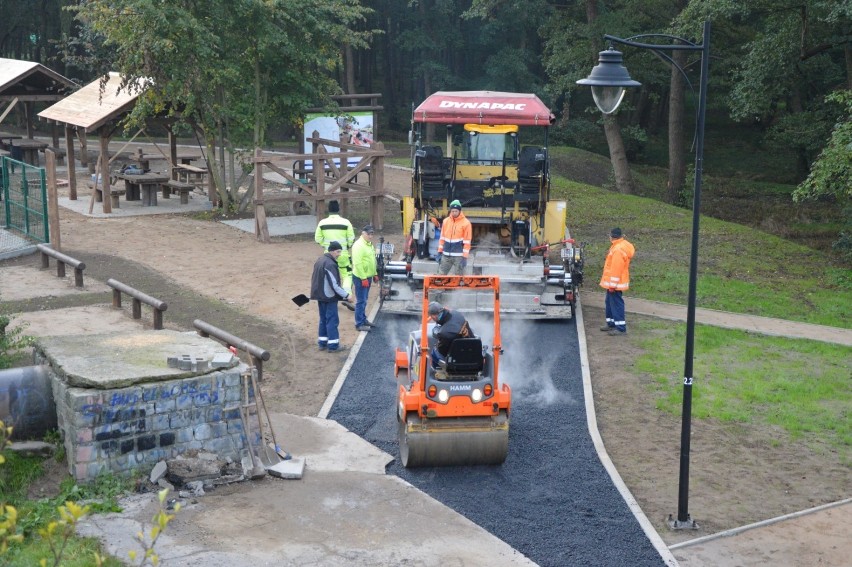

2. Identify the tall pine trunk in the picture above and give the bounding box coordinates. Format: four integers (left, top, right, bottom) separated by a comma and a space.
586, 0, 635, 194
667, 48, 688, 204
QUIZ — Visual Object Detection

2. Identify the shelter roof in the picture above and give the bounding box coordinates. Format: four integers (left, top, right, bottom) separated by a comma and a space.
38, 72, 149, 132
413, 91, 555, 127
0, 58, 78, 101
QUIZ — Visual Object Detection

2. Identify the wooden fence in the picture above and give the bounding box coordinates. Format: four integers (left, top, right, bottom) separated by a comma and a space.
252, 133, 392, 243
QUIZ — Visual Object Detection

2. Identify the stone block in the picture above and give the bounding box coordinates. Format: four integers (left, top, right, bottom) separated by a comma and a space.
166, 456, 222, 485
155, 397, 176, 413
152, 413, 170, 431
175, 428, 194, 444
211, 353, 236, 369
266, 457, 306, 480
193, 423, 213, 441
202, 436, 237, 455
9, 441, 55, 458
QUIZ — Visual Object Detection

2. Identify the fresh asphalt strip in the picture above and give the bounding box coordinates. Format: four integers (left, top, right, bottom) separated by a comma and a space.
328, 315, 667, 567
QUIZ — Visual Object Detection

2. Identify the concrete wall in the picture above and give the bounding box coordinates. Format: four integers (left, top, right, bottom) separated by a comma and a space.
40, 355, 250, 481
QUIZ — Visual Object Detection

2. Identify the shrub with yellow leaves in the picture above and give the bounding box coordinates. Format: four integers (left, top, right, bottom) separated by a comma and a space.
0, 419, 24, 556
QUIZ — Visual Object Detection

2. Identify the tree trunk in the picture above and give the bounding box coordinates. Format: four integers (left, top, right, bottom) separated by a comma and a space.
586, 0, 634, 194
666, 48, 688, 204
604, 116, 635, 194
344, 43, 356, 94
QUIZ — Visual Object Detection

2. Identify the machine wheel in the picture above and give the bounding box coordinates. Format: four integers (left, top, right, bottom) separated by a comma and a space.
398, 411, 509, 468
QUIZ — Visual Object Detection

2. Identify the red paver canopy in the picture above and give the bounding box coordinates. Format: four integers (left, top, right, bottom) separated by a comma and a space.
413, 91, 555, 126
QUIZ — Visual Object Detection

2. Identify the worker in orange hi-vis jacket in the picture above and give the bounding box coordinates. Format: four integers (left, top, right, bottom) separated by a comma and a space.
436, 200, 472, 275
599, 227, 635, 336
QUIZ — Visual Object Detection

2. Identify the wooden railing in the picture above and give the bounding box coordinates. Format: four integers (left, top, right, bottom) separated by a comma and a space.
251, 133, 392, 242
106, 278, 168, 330
36, 244, 86, 288
193, 319, 270, 381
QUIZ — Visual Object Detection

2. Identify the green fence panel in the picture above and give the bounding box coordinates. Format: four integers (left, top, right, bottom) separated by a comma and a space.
1, 156, 49, 243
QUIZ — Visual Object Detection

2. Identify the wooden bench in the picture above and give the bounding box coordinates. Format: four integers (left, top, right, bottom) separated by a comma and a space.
165, 179, 195, 204
174, 163, 208, 184
88, 183, 127, 208
41, 146, 66, 164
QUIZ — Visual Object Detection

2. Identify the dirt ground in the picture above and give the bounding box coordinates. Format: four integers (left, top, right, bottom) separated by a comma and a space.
12, 160, 850, 565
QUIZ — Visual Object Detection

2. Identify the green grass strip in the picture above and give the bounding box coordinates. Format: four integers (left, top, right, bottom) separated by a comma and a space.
634, 321, 851, 463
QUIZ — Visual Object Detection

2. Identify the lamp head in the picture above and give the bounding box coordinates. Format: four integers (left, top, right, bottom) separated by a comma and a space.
577, 48, 642, 114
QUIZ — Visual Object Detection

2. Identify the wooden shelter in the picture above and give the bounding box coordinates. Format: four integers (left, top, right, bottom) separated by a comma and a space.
0, 58, 78, 142
38, 72, 150, 212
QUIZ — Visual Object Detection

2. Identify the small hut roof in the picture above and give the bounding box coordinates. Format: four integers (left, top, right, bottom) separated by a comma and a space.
38, 72, 149, 132
0, 58, 78, 101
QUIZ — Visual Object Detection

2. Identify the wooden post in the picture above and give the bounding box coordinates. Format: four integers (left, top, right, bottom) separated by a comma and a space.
112, 289, 122, 309
45, 150, 61, 251
132, 298, 142, 320
371, 142, 385, 231
24, 102, 34, 139
51, 120, 60, 150
65, 125, 77, 200
254, 148, 270, 243
99, 130, 112, 214
312, 131, 326, 219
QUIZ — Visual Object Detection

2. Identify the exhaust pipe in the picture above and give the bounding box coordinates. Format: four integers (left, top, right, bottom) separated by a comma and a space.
0, 365, 57, 440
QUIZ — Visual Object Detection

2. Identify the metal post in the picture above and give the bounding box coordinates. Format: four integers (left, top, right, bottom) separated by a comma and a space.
669, 19, 710, 531
596, 20, 712, 531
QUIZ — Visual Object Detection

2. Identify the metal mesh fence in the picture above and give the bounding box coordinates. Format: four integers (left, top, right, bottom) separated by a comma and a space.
1, 156, 48, 246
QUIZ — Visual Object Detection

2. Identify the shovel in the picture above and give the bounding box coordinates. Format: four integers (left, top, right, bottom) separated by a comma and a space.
292, 294, 310, 307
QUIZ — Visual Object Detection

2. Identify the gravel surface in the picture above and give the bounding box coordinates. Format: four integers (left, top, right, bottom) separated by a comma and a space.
329, 315, 665, 566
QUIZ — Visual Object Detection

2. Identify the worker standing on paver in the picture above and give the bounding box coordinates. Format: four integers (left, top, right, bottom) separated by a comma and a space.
315, 200, 355, 309
351, 224, 379, 331
599, 227, 635, 336
436, 200, 472, 275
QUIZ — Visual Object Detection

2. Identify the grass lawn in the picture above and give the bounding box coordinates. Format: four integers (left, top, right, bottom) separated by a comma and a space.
635, 321, 851, 465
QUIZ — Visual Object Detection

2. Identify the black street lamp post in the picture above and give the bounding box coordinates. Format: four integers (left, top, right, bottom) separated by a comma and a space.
578, 20, 711, 531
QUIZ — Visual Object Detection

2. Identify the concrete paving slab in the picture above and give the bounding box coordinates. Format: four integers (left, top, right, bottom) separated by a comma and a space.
266, 456, 305, 479
0, 228, 38, 260
9, 305, 142, 337
78, 471, 536, 567
58, 194, 213, 218
0, 264, 109, 300
268, 412, 393, 474
35, 329, 237, 388
76, 409, 537, 566
222, 214, 316, 237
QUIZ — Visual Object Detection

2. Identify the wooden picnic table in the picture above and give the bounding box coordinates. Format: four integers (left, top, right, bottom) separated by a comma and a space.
174, 163, 209, 184
12, 139, 49, 166
0, 133, 22, 150
115, 172, 170, 206
135, 152, 201, 170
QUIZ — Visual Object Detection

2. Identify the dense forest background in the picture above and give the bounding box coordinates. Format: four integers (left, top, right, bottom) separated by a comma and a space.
1, 0, 849, 255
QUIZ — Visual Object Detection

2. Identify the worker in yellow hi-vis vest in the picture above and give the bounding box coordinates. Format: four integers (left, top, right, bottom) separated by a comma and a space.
314, 200, 356, 306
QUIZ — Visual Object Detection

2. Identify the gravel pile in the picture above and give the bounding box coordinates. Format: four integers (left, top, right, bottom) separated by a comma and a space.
329, 317, 665, 566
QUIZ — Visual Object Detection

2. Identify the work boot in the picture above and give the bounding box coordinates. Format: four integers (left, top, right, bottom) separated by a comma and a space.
356, 325, 371, 332
600, 325, 614, 332
328, 345, 349, 353
364, 321, 377, 328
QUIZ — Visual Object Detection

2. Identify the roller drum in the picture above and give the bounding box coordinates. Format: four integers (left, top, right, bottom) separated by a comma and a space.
399, 411, 509, 468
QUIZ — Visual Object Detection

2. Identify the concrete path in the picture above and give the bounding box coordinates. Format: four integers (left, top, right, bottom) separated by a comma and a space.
586, 291, 852, 346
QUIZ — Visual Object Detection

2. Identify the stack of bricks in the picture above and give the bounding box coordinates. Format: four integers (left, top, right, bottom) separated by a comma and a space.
50, 366, 249, 481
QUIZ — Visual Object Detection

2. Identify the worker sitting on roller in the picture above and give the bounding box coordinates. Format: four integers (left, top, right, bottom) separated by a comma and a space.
427, 302, 474, 372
